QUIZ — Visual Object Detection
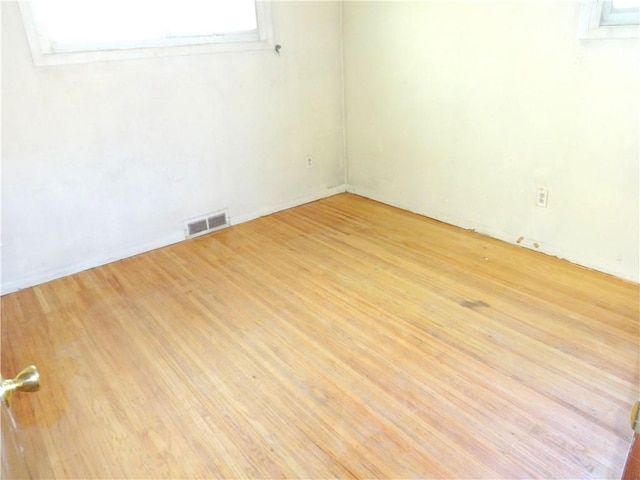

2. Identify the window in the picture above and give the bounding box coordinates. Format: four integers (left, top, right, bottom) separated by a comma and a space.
578, 0, 640, 39
19, 0, 274, 66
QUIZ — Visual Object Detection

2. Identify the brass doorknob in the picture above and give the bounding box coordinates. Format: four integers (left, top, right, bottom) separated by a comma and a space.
0, 366, 40, 407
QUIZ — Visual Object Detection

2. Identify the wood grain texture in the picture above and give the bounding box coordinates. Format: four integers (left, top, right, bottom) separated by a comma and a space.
622, 433, 640, 480
1, 193, 638, 478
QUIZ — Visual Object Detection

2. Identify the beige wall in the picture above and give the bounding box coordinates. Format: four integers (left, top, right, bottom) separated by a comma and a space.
3, 1, 639, 292
1, 2, 346, 293
343, 1, 639, 282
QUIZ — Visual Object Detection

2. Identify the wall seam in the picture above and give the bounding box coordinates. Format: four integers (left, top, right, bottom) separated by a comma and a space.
339, 0, 349, 186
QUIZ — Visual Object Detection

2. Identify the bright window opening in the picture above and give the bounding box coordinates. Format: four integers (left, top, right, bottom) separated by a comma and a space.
19, 0, 274, 66
578, 0, 640, 38
601, 0, 640, 25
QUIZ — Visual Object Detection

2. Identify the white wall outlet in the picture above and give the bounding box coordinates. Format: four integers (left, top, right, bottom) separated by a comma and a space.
536, 187, 549, 208
306, 156, 313, 168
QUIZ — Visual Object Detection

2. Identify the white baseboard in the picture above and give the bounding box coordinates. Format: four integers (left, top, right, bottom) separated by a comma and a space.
1, 184, 349, 296
232, 184, 348, 226
346, 184, 639, 284
1, 233, 185, 296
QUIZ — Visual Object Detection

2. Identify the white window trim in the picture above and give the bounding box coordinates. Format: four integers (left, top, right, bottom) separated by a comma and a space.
18, 1, 274, 67
578, 0, 639, 39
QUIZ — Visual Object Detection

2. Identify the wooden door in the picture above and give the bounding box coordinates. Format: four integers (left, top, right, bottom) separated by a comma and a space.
0, 366, 40, 480
622, 401, 640, 480
1, 402, 30, 479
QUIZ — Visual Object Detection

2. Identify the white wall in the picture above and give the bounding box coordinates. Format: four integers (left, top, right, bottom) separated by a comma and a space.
1, 1, 346, 293
3, 1, 639, 293
343, 1, 639, 282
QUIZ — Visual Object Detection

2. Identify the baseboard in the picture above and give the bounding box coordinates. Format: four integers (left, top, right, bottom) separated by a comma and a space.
1, 184, 349, 296
346, 184, 639, 284
232, 184, 348, 226
0, 232, 185, 296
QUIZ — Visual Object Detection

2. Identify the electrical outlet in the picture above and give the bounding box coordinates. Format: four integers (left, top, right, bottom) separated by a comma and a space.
536, 187, 549, 208
306, 156, 313, 168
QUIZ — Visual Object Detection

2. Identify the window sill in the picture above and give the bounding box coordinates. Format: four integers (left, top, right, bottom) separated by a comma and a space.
25, 40, 275, 67
578, 23, 639, 39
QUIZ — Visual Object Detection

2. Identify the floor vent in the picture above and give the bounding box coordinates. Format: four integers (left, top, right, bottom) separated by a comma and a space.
185, 210, 229, 239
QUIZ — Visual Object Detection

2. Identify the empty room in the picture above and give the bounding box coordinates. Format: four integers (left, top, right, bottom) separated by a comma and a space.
1, 0, 639, 478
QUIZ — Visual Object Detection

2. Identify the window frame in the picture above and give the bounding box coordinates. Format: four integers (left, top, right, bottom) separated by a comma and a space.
578, 0, 640, 39
18, 1, 274, 67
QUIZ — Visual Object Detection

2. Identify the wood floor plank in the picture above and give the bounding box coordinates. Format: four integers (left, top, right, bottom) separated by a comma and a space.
1, 193, 638, 478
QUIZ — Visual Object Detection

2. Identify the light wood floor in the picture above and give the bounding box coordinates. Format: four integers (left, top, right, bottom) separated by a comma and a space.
2, 193, 638, 478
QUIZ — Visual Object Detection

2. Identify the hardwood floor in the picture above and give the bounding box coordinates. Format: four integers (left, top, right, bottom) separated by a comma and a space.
2, 193, 638, 478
